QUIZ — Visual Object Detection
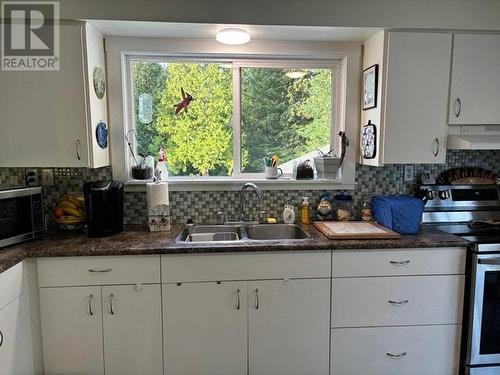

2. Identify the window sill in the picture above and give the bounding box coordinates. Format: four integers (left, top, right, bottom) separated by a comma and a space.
124, 177, 356, 192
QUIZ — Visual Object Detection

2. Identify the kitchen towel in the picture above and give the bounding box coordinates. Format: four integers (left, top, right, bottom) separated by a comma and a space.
146, 182, 169, 209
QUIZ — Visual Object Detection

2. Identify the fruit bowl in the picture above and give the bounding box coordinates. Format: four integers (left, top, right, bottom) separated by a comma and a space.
52, 195, 86, 230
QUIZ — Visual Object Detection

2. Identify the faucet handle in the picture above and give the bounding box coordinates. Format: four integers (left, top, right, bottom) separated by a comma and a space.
217, 211, 228, 225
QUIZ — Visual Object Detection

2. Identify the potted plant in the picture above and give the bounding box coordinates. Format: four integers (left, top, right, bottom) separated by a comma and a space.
125, 130, 154, 180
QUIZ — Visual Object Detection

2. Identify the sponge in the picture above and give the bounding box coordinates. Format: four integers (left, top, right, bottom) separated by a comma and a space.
266, 217, 277, 224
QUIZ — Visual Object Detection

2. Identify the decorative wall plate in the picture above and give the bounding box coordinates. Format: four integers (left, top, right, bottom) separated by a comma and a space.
96, 121, 108, 149
93, 67, 106, 99
361, 120, 377, 159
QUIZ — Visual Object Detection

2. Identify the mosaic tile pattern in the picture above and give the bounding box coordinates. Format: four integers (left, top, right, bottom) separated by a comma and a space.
2, 150, 500, 225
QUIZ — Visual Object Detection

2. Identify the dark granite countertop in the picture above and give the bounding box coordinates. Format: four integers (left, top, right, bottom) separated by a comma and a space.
0, 224, 469, 274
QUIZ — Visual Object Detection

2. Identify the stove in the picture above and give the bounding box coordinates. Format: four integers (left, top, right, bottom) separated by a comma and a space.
419, 184, 500, 375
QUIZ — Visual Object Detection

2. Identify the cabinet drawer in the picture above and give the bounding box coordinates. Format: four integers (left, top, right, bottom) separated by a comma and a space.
162, 252, 331, 283
333, 247, 466, 277
38, 256, 160, 287
331, 325, 461, 375
332, 275, 464, 327
0, 262, 24, 310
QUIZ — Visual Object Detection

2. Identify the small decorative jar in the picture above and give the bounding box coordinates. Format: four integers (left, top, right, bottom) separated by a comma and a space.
335, 193, 353, 221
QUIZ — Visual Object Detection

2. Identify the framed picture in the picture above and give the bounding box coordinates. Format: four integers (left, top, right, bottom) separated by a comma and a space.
362, 64, 378, 110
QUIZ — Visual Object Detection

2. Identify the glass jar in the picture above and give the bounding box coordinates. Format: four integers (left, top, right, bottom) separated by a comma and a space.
359, 196, 373, 221
335, 193, 353, 221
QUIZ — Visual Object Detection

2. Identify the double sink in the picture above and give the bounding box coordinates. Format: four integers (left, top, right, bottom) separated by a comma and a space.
176, 224, 311, 243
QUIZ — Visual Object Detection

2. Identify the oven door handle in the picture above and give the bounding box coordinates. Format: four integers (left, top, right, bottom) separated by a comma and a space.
478, 258, 500, 266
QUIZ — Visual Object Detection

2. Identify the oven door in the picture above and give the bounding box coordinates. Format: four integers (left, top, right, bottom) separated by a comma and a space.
468, 253, 500, 366
0, 195, 34, 247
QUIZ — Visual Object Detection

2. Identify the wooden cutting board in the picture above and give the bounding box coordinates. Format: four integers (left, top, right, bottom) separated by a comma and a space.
313, 221, 400, 240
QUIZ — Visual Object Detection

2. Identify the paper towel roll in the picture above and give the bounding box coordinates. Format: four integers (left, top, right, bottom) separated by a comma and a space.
146, 182, 169, 209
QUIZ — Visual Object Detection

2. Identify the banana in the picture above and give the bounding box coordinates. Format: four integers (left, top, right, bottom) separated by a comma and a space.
61, 206, 83, 217
67, 197, 84, 209
58, 200, 79, 210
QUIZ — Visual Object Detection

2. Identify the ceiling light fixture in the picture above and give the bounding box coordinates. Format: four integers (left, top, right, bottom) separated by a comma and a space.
216, 28, 251, 45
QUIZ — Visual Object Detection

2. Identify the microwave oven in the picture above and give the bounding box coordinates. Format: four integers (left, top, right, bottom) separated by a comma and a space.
0, 186, 45, 248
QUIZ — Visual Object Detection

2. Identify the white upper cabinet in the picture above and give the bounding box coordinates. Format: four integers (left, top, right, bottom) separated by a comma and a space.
449, 34, 500, 125
360, 31, 452, 165
0, 21, 109, 168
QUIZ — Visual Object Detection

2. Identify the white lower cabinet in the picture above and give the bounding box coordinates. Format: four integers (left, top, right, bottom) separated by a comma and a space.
40, 286, 104, 375
332, 324, 461, 375
40, 284, 162, 375
248, 279, 330, 375
0, 293, 34, 375
102, 284, 162, 375
163, 282, 247, 375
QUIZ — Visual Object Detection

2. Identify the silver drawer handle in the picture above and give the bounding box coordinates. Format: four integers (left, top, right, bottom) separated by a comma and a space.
388, 299, 409, 306
89, 268, 112, 273
387, 352, 407, 359
390, 260, 410, 266
0, 329, 3, 347
88, 294, 94, 316
254, 288, 259, 310
109, 293, 115, 315
235, 289, 241, 310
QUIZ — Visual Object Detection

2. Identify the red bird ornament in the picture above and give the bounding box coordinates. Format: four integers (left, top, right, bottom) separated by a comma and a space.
173, 87, 194, 115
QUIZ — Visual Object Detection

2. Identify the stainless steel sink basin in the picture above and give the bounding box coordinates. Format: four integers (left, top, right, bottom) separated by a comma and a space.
245, 224, 311, 240
176, 225, 245, 243
176, 224, 311, 243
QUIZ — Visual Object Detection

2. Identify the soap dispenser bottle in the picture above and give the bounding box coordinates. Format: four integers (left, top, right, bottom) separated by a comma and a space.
300, 197, 311, 225
283, 200, 295, 224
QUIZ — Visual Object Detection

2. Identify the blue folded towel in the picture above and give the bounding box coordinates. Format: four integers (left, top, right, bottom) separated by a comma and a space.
372, 195, 424, 235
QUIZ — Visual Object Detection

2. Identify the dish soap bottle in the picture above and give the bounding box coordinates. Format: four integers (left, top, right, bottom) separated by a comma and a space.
283, 200, 295, 224
300, 197, 311, 225
154, 147, 169, 182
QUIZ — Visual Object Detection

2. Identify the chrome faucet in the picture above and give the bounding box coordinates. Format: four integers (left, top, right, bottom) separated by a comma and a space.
238, 182, 264, 221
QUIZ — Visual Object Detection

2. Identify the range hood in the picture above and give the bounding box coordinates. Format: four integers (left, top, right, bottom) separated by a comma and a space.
448, 125, 500, 150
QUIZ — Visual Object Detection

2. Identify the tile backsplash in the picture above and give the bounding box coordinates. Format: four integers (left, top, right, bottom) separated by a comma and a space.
1, 149, 500, 226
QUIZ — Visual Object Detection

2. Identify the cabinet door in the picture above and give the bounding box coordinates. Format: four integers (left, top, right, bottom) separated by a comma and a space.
248, 279, 330, 375
0, 21, 88, 167
449, 34, 500, 125
383, 32, 451, 163
163, 282, 247, 375
39, 286, 103, 375
102, 284, 162, 375
0, 294, 34, 375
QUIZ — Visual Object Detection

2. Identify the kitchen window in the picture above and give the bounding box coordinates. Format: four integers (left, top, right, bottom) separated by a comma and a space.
125, 56, 339, 180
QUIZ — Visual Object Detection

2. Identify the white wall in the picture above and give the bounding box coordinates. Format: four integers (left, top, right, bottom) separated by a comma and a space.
105, 37, 361, 188
63, 0, 500, 30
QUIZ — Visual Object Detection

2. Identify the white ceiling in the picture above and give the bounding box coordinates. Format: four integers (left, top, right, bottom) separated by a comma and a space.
88, 20, 380, 42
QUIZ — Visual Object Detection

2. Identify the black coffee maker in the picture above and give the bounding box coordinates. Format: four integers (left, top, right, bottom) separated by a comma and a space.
83, 180, 124, 237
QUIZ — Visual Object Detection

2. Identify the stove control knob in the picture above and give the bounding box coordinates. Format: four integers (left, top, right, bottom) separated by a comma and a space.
426, 190, 436, 200
438, 190, 450, 200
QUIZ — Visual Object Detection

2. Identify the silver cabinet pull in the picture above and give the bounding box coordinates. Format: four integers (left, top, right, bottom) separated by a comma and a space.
388, 299, 409, 306
454, 98, 461, 117
432, 138, 440, 157
235, 289, 241, 310
254, 288, 259, 310
0, 329, 3, 347
88, 294, 94, 316
109, 293, 115, 315
75, 139, 81, 160
89, 268, 112, 273
386, 352, 407, 359
390, 260, 410, 266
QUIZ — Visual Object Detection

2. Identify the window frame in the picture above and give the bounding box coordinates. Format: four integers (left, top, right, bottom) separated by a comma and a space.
123, 54, 342, 182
